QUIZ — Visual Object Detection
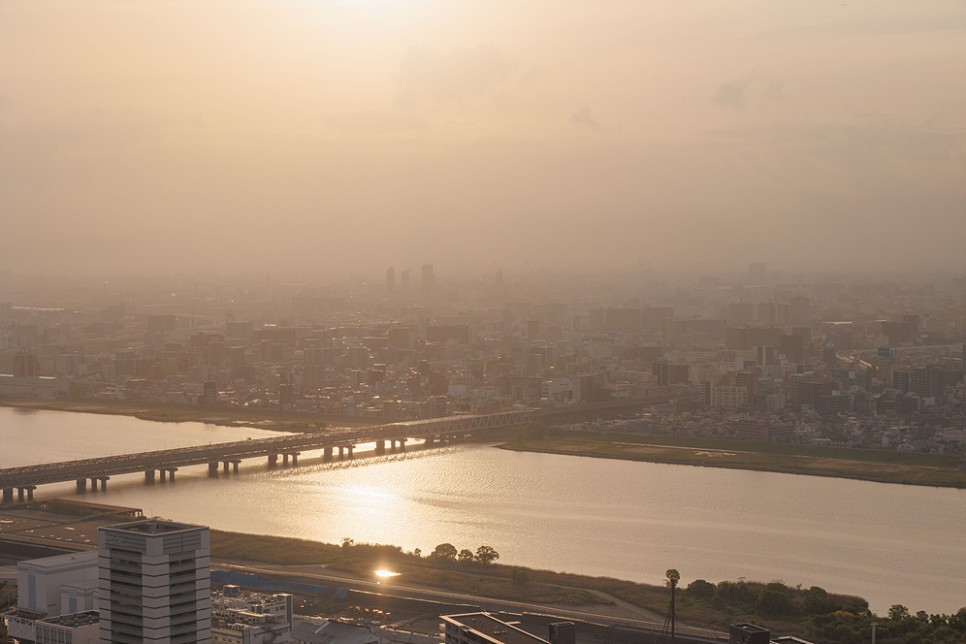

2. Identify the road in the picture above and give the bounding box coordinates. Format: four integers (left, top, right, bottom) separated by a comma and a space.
213, 560, 728, 641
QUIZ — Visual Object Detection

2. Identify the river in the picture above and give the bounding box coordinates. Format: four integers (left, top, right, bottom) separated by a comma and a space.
1, 407, 964, 614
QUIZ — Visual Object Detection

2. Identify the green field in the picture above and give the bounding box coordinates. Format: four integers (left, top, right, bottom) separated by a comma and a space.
501, 433, 966, 488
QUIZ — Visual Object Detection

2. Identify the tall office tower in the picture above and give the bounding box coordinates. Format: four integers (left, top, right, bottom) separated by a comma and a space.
98, 520, 212, 644
789, 296, 811, 325
421, 263, 436, 291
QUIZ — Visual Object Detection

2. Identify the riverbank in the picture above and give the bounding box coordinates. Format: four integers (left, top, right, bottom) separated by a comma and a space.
4, 500, 963, 642
0, 398, 378, 432
500, 434, 966, 488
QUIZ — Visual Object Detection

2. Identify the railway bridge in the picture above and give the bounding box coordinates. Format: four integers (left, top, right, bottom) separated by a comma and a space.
0, 398, 666, 503
0, 409, 533, 502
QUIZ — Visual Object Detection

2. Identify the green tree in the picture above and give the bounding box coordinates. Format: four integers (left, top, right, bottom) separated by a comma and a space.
430, 543, 458, 561
889, 604, 911, 621
803, 586, 831, 614
686, 579, 715, 599
458, 549, 475, 563
756, 587, 794, 616
475, 545, 500, 564
412, 548, 421, 558
665, 569, 680, 588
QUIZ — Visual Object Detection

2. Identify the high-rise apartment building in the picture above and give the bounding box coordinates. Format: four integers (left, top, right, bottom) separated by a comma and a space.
98, 519, 212, 644
421, 263, 435, 291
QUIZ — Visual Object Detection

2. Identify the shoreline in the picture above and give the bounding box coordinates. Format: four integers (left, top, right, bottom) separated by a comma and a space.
499, 436, 966, 489
0, 499, 871, 638
5, 398, 965, 489
0, 398, 379, 433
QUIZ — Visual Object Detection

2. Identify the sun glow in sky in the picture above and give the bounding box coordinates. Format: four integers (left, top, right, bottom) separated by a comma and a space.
1, 0, 964, 275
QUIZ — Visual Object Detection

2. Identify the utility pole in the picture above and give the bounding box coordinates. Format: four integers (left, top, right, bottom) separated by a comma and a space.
665, 569, 680, 643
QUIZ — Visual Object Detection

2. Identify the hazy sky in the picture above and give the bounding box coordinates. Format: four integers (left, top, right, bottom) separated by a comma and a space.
2, 0, 964, 276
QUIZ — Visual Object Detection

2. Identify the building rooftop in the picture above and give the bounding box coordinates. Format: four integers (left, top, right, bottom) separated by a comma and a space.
442, 612, 549, 644
17, 550, 97, 573
290, 619, 379, 644
39, 610, 99, 627
101, 518, 203, 535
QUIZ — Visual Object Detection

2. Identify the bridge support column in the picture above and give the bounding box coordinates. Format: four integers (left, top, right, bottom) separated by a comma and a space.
425, 436, 436, 446
376, 440, 385, 454
323, 446, 333, 460
2, 488, 12, 504
208, 462, 218, 477
399, 438, 407, 451
89, 478, 99, 492
268, 454, 278, 468
232, 460, 241, 473
75, 479, 86, 494
26, 486, 35, 501
283, 454, 289, 466
159, 469, 167, 482
347, 445, 355, 458
223, 461, 230, 473
98, 477, 109, 492
338, 446, 344, 458
166, 469, 177, 482
146, 469, 156, 483
290, 453, 299, 466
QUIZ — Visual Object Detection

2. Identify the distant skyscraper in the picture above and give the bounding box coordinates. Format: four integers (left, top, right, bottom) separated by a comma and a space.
789, 296, 810, 325
98, 519, 212, 644
421, 263, 436, 291
386, 266, 395, 292
748, 262, 766, 282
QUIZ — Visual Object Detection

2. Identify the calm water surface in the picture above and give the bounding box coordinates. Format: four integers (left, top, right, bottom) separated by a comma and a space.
1, 407, 964, 614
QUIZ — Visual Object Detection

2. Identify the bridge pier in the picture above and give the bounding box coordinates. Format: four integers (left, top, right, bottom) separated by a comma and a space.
89, 478, 99, 492
232, 460, 241, 473
25, 486, 35, 501
289, 453, 299, 466
268, 454, 278, 468
2, 488, 12, 504
98, 477, 109, 492
323, 446, 333, 460
283, 454, 289, 466
75, 479, 86, 494
399, 438, 407, 450
424, 436, 435, 446
223, 461, 231, 473
347, 445, 355, 458
159, 469, 167, 482
376, 440, 385, 454
337, 446, 345, 458
146, 469, 156, 484
208, 462, 218, 477
166, 468, 177, 482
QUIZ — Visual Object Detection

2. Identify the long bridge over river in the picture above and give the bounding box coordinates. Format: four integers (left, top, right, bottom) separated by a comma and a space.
0, 400, 666, 503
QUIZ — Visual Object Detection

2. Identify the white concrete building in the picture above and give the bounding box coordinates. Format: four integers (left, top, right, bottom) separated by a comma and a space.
98, 519, 211, 644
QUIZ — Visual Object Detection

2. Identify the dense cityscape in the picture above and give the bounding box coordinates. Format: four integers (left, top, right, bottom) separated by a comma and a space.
1, 267, 965, 643
1, 267, 964, 457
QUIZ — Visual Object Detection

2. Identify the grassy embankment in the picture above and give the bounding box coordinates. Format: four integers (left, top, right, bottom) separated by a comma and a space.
500, 432, 966, 488
0, 398, 375, 432
209, 530, 878, 638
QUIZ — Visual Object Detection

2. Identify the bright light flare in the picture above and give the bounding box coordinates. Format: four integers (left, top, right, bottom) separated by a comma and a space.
374, 569, 400, 578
